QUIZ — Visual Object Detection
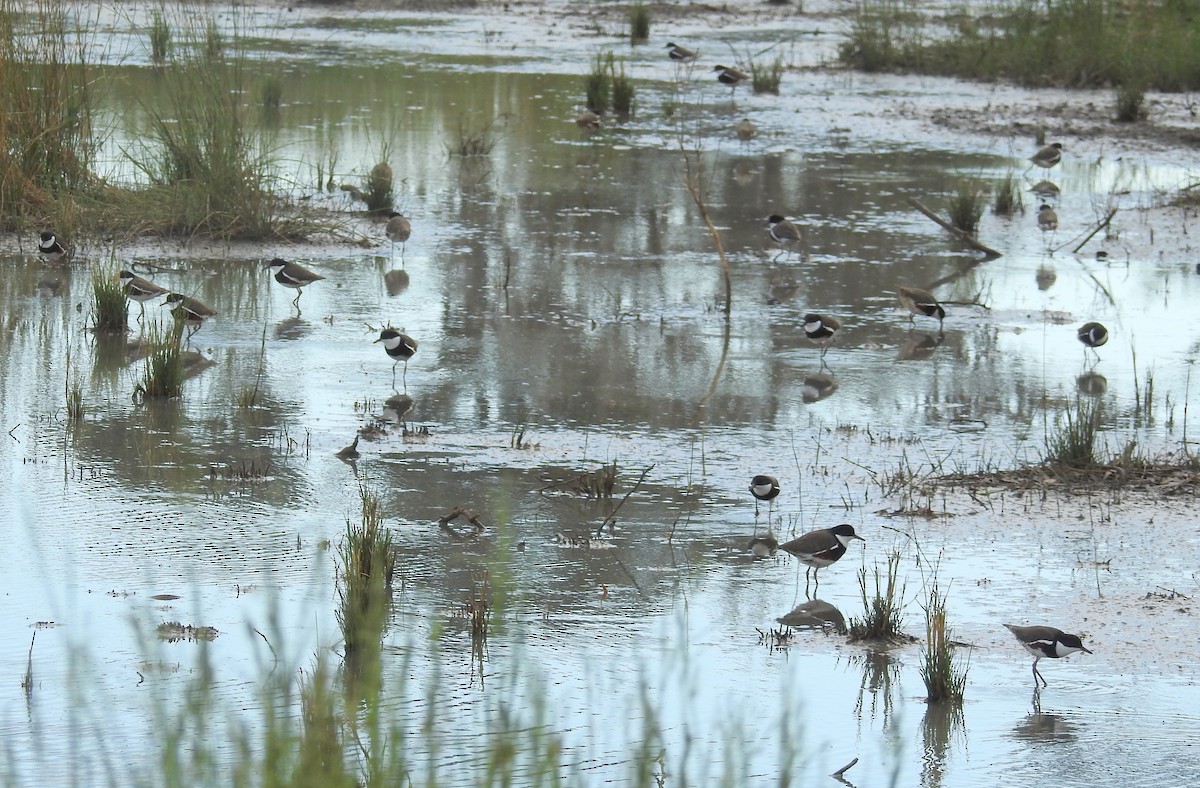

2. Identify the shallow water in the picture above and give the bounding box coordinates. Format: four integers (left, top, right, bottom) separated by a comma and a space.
2, 3, 1200, 786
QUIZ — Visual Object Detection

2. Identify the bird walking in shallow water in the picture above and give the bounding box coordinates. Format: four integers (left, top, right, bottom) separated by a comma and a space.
766, 214, 805, 262
713, 64, 749, 103
263, 258, 324, 311
896, 286, 945, 330
1003, 624, 1092, 688
375, 327, 418, 390
119, 270, 170, 323
779, 524, 864, 597
385, 211, 412, 261
164, 293, 217, 339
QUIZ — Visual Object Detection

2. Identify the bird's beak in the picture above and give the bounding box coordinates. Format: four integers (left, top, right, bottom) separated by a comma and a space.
261, 262, 273, 270
853, 535, 866, 542
1082, 646, 1093, 654
372, 337, 382, 343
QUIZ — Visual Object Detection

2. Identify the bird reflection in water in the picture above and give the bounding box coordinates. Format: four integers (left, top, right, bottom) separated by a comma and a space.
776, 598, 847, 634
896, 332, 944, 361
1035, 263, 1057, 291
802, 370, 838, 402
1077, 371, 1108, 398
273, 316, 310, 341
384, 269, 410, 297
747, 533, 778, 560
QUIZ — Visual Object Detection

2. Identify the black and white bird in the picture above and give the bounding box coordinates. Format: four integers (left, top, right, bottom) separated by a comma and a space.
766, 214, 805, 262
896, 286, 945, 330
1077, 321, 1108, 359
803, 314, 840, 358
665, 42, 697, 62
1029, 142, 1064, 170
1002, 624, 1092, 687
713, 64, 749, 102
385, 212, 412, 259
119, 270, 170, 322
263, 258, 324, 309
38, 231, 68, 263
779, 524, 865, 596
375, 327, 418, 390
750, 473, 781, 525
164, 293, 217, 338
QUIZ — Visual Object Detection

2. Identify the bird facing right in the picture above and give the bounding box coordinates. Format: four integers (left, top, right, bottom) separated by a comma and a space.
896, 286, 945, 330
385, 211, 412, 259
665, 42, 697, 62
1029, 142, 1064, 170
1002, 623, 1092, 688
779, 524, 864, 596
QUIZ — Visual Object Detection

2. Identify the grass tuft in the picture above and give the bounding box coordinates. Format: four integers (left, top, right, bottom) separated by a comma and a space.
91, 268, 128, 334
629, 3, 650, 44
149, 7, 171, 64
750, 56, 785, 95
337, 486, 395, 659
585, 51, 613, 113
992, 171, 1022, 215
611, 59, 635, 115
448, 115, 500, 157
920, 584, 967, 703
948, 179, 985, 234
848, 551, 909, 642
1114, 80, 1147, 122
1045, 396, 1101, 467
135, 320, 186, 400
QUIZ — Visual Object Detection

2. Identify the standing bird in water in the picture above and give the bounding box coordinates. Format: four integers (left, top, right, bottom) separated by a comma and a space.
749, 474, 780, 520
713, 64, 749, 103
39, 231, 69, 263
119, 270, 170, 323
385, 211, 412, 261
1028, 142, 1064, 171
735, 118, 757, 143
263, 258, 324, 311
164, 293, 217, 339
779, 524, 865, 597
665, 42, 697, 62
375, 327, 418, 390
1002, 624, 1092, 688
1077, 322, 1108, 361
803, 314, 840, 360
766, 214, 805, 262
896, 286, 945, 331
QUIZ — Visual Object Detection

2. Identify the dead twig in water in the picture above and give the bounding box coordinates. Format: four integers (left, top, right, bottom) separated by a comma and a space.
907, 196, 1002, 259
1058, 207, 1118, 254
438, 507, 487, 538
832, 757, 859, 779
597, 464, 653, 535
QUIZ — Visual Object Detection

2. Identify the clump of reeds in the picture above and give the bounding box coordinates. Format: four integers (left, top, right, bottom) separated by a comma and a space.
294, 662, 356, 786
750, 56, 785, 95
135, 320, 186, 400
202, 16, 224, 61
464, 574, 491, 646
91, 268, 128, 334
0, 1, 95, 219
848, 551, 908, 641
920, 584, 966, 703
573, 463, 617, 498
948, 179, 985, 234
364, 161, 393, 214
585, 51, 613, 113
149, 7, 172, 63
65, 352, 84, 423
257, 72, 283, 122
337, 486, 395, 658
448, 115, 500, 157
611, 59, 636, 116
1044, 396, 1101, 467
629, 3, 650, 44
992, 171, 1022, 215
1115, 81, 1147, 123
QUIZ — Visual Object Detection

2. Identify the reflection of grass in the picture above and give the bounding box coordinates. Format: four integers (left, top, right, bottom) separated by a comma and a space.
849, 551, 910, 642
235, 326, 268, 408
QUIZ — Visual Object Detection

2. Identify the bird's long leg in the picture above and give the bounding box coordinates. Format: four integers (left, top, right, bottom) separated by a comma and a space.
292, 290, 302, 309
402, 359, 409, 393
391, 360, 398, 391
1032, 658, 1047, 688
812, 569, 820, 599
